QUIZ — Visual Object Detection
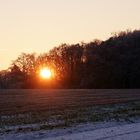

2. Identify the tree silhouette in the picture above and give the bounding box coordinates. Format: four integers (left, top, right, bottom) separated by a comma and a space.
1, 29, 140, 88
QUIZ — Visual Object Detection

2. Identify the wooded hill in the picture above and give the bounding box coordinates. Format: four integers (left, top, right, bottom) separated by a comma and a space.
0, 30, 140, 88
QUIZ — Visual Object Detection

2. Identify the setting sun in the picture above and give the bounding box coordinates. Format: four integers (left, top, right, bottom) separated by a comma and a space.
39, 68, 52, 79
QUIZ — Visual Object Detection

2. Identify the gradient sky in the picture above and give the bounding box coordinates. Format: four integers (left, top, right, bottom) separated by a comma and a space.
0, 0, 140, 70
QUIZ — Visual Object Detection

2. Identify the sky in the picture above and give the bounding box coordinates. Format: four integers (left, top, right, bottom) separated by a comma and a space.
0, 0, 140, 70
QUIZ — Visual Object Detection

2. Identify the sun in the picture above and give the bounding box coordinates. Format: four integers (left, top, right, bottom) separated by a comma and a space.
39, 68, 52, 79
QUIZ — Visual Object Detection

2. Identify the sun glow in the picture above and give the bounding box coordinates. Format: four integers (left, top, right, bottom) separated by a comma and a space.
39, 68, 52, 79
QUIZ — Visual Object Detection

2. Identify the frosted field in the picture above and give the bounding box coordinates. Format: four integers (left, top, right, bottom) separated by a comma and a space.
0, 89, 140, 140
1, 121, 140, 140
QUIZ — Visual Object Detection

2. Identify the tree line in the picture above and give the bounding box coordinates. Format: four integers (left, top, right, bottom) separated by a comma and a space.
0, 29, 140, 89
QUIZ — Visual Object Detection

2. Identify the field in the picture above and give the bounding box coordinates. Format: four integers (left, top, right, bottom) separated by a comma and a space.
0, 89, 140, 130
0, 89, 140, 115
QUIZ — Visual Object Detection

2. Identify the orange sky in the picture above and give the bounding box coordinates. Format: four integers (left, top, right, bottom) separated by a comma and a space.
0, 0, 140, 70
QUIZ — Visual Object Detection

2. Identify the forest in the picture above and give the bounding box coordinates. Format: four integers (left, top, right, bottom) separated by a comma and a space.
0, 30, 140, 89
